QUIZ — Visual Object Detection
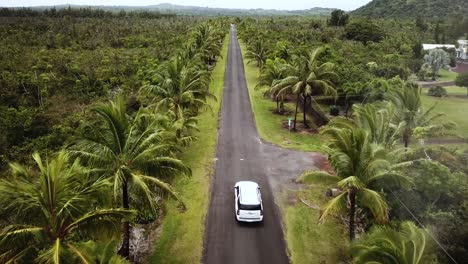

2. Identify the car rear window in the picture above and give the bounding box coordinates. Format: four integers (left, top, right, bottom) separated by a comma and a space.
239, 203, 261, 211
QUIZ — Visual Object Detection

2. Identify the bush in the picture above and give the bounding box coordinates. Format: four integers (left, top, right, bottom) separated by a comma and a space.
427, 85, 447, 97
329, 105, 340, 116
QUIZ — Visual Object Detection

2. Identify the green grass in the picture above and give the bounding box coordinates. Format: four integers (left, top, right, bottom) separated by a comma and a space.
437, 69, 458, 82
422, 86, 468, 139
149, 35, 229, 264
284, 185, 349, 264
240, 43, 324, 152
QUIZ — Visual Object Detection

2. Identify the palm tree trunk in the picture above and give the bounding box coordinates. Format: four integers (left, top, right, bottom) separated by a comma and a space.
293, 95, 300, 131
404, 129, 410, 148
349, 189, 356, 240
118, 181, 130, 258
276, 97, 280, 113
303, 95, 309, 128
279, 96, 284, 113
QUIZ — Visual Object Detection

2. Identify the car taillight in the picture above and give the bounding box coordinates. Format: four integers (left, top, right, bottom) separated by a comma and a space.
260, 210, 263, 216
237, 210, 240, 215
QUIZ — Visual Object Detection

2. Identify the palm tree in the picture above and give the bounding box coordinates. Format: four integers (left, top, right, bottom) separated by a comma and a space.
71, 97, 190, 258
245, 38, 269, 68
298, 127, 409, 240
142, 56, 214, 122
272, 47, 338, 130
78, 240, 129, 264
341, 82, 366, 116
0, 151, 133, 263
256, 58, 289, 113
192, 23, 223, 66
351, 221, 432, 264
352, 103, 404, 149
387, 83, 455, 148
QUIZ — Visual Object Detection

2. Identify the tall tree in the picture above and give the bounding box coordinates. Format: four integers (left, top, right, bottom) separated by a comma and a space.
0, 151, 133, 263
272, 47, 338, 130
71, 97, 190, 258
423, 49, 450, 80
256, 58, 289, 113
245, 38, 269, 68
387, 83, 455, 148
298, 127, 409, 240
329, 9, 349, 27
142, 56, 213, 122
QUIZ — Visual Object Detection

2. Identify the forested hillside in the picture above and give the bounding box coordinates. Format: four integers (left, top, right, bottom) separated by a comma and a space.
13, 4, 335, 17
353, 0, 468, 19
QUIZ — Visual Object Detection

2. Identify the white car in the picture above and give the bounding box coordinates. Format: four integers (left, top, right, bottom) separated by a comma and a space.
234, 181, 263, 222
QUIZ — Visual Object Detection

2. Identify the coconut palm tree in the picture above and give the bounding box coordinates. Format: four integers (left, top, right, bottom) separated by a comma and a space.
298, 127, 410, 240
0, 151, 133, 263
192, 23, 223, 66
245, 38, 269, 68
71, 97, 190, 258
272, 47, 338, 130
351, 221, 432, 264
387, 83, 455, 148
256, 58, 290, 113
142, 56, 214, 122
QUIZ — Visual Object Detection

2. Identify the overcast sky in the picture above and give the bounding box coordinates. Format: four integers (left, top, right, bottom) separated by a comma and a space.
0, 0, 372, 11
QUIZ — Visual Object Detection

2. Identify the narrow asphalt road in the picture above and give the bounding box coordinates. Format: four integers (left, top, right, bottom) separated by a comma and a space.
203, 27, 319, 264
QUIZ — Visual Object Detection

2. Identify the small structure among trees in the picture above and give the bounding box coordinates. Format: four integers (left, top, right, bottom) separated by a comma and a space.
457, 40, 468, 60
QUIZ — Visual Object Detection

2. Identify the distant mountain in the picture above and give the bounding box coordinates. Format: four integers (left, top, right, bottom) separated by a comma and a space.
147, 3, 335, 16
352, 0, 468, 19
22, 3, 335, 17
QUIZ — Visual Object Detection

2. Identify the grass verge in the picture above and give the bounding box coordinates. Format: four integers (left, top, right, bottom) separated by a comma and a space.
438, 69, 458, 82
422, 86, 468, 139
240, 43, 323, 152
148, 35, 228, 264
283, 185, 349, 264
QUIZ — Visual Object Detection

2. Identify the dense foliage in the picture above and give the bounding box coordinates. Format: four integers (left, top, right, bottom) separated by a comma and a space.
353, 0, 468, 20
0, 9, 200, 171
0, 8, 227, 262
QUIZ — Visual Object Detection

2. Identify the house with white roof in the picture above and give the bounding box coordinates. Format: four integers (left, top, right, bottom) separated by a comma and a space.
457, 40, 468, 60
422, 44, 456, 50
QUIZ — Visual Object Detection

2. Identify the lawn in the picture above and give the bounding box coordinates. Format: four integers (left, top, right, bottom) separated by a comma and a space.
284, 184, 349, 264
240, 43, 324, 152
421, 86, 468, 139
149, 35, 229, 264
437, 69, 458, 82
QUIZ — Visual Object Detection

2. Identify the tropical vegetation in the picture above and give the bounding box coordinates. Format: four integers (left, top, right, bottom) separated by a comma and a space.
0, 8, 227, 262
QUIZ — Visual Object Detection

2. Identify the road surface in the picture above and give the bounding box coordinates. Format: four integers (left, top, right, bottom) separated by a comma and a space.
203, 27, 319, 264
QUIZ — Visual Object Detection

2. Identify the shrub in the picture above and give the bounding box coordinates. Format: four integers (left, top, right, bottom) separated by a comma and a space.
427, 85, 447, 97
329, 105, 340, 116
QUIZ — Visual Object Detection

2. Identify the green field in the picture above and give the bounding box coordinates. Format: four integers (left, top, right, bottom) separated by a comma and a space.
284, 185, 349, 264
437, 69, 458, 82
240, 44, 324, 152
149, 35, 229, 264
421, 86, 468, 139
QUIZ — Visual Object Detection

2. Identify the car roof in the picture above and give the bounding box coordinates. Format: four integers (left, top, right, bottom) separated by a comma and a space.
235, 181, 260, 205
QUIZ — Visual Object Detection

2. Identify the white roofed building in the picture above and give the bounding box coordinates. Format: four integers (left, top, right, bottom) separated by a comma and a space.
422, 44, 456, 50
457, 40, 468, 60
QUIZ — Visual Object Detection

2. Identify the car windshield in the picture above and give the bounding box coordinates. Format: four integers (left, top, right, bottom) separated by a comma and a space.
239, 203, 261, 211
